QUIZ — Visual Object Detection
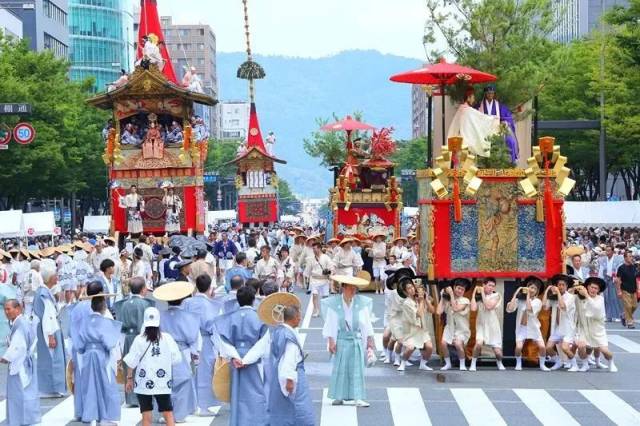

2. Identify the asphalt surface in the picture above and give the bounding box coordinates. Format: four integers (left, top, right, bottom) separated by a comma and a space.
1, 288, 639, 425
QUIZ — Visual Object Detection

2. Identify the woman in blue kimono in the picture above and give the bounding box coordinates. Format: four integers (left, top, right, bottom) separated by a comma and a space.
1, 299, 41, 426
322, 275, 374, 407
76, 293, 123, 424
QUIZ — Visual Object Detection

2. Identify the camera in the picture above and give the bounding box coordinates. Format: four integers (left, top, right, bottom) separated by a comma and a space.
516, 287, 528, 300
322, 269, 332, 276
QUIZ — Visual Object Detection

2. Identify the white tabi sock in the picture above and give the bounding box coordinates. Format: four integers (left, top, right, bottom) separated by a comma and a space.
515, 356, 522, 370
469, 357, 477, 371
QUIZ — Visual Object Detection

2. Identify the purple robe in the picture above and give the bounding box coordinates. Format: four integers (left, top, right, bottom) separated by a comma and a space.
477, 99, 519, 162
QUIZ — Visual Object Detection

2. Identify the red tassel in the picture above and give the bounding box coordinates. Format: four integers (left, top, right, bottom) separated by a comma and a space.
453, 177, 462, 222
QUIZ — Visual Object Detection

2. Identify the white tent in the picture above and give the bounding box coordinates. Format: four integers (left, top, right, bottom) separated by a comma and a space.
207, 210, 236, 224
83, 215, 111, 234
564, 201, 640, 227
403, 207, 419, 217
0, 210, 24, 238
22, 212, 56, 236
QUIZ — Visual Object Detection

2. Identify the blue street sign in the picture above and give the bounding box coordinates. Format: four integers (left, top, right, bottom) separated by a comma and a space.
204, 175, 217, 183
63, 208, 71, 223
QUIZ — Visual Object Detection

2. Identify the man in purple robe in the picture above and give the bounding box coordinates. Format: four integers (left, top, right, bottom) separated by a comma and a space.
477, 85, 519, 163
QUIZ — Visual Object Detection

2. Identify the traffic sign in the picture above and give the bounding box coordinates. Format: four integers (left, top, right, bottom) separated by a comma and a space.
53, 226, 62, 236
63, 209, 71, 223
13, 122, 36, 145
0, 124, 11, 144
27, 227, 35, 236
0, 103, 31, 115
204, 175, 217, 183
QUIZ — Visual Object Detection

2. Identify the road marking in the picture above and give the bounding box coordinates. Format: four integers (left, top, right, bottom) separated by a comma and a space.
387, 387, 431, 426
514, 389, 579, 426
320, 388, 357, 426
579, 390, 640, 426
0, 400, 5, 423
39, 396, 75, 423
299, 333, 307, 349
301, 296, 314, 329
119, 403, 142, 425
374, 332, 384, 351
450, 388, 506, 426
608, 334, 640, 353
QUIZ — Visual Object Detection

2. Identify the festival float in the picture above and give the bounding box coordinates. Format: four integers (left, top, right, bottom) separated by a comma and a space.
228, 0, 286, 227
87, 0, 215, 237
326, 118, 402, 240
390, 60, 576, 360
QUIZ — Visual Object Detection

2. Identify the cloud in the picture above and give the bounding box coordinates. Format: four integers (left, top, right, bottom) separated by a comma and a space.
158, 0, 428, 59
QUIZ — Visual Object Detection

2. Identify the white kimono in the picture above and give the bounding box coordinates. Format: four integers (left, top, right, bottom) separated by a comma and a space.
546, 292, 576, 343
575, 295, 607, 348
508, 298, 543, 342
475, 292, 502, 348
442, 297, 471, 344
447, 103, 500, 157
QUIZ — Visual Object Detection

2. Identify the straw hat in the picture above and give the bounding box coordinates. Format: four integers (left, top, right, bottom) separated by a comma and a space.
212, 357, 231, 402
153, 281, 195, 301
330, 274, 369, 288
29, 250, 41, 260
40, 247, 56, 258
66, 360, 74, 393
19, 248, 30, 259
103, 236, 116, 244
294, 234, 307, 242
371, 232, 387, 241
393, 236, 408, 244
338, 237, 355, 246
564, 245, 585, 257
356, 270, 371, 283
327, 238, 340, 244
257, 292, 301, 326
0, 249, 10, 260
83, 242, 94, 252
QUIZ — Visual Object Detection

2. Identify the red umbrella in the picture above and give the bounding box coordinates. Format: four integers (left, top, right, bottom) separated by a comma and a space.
390, 58, 497, 148
321, 115, 376, 133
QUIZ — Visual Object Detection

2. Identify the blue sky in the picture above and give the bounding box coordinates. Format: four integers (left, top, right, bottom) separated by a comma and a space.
158, 0, 429, 59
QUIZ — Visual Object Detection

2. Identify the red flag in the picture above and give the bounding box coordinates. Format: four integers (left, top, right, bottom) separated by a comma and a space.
246, 102, 267, 153
137, 0, 177, 84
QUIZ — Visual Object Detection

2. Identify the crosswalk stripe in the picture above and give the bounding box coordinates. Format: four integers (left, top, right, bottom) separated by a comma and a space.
387, 388, 431, 426
608, 334, 640, 353
579, 390, 640, 426
0, 401, 6, 424
514, 389, 579, 426
301, 296, 314, 329
119, 403, 142, 425
40, 396, 75, 423
320, 388, 357, 426
450, 388, 507, 426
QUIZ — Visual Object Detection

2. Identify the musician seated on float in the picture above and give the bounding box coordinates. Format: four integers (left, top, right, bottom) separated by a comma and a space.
121, 123, 141, 146
166, 121, 184, 144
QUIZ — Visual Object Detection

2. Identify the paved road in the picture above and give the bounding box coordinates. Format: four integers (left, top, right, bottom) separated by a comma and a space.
1, 289, 639, 425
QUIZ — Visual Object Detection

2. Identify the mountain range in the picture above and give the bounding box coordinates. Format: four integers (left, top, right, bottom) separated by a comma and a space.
216, 50, 421, 198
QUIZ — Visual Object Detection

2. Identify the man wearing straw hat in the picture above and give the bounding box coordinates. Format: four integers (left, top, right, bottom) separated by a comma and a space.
370, 233, 387, 294
215, 286, 268, 425
332, 238, 362, 277
244, 293, 315, 426
322, 275, 375, 407
154, 281, 201, 422
304, 241, 334, 318
33, 259, 67, 397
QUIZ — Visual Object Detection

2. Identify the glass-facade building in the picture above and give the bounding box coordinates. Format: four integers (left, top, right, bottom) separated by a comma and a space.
69, 0, 134, 92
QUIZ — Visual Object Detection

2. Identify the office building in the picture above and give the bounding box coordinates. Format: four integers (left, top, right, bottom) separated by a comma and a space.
68, 0, 134, 92
150, 15, 218, 137
218, 101, 250, 141
411, 84, 429, 139
0, 8, 22, 39
551, 0, 628, 43
0, 0, 69, 58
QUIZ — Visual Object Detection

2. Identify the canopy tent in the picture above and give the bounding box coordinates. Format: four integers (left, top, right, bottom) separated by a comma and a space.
0, 210, 25, 238
564, 201, 640, 227
207, 210, 236, 224
22, 212, 56, 236
83, 215, 111, 234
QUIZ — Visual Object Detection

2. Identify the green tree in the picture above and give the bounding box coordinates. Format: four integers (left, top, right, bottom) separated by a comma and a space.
278, 178, 300, 215
203, 139, 239, 209
0, 36, 108, 210
303, 112, 365, 169
390, 138, 428, 206
424, 0, 561, 108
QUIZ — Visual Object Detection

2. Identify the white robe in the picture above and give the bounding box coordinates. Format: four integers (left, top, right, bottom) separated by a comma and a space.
448, 103, 500, 157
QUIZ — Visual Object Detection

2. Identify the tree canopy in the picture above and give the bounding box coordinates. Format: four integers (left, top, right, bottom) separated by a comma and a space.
0, 36, 108, 210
